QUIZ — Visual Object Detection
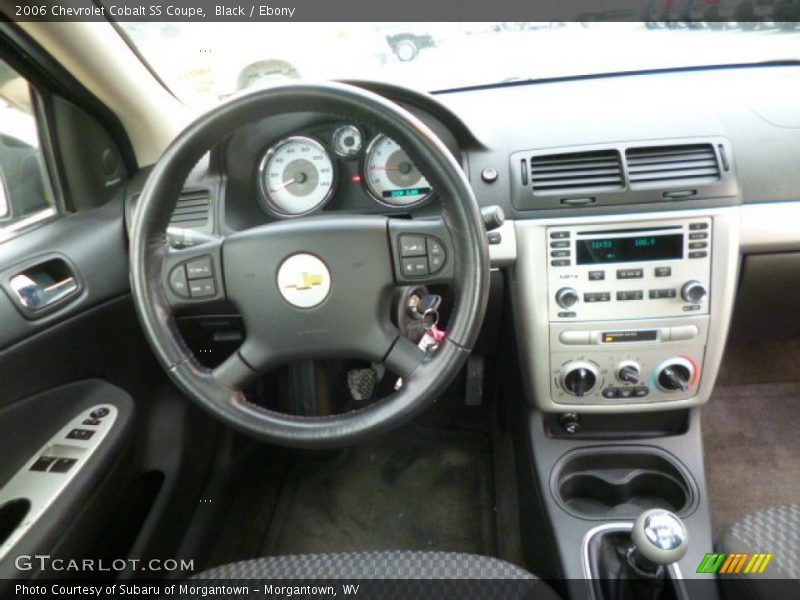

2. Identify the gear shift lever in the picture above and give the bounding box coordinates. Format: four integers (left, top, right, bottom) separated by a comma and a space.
629, 508, 690, 574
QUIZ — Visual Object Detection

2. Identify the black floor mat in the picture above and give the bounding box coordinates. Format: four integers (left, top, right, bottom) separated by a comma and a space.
702, 382, 800, 537
205, 426, 497, 566
264, 428, 496, 556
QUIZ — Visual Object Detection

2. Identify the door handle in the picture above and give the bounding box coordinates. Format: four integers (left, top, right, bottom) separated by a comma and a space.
3, 256, 82, 318
9, 273, 78, 311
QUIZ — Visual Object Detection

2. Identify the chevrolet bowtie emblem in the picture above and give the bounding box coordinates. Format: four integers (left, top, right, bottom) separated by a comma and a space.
284, 272, 324, 291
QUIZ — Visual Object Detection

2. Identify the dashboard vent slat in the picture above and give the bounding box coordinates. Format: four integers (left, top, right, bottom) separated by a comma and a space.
626, 144, 720, 187
169, 190, 210, 229
530, 150, 623, 195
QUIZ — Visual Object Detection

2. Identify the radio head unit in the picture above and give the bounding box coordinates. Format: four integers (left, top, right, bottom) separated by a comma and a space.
546, 217, 711, 322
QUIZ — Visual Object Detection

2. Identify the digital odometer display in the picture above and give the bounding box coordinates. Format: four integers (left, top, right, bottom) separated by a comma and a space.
576, 234, 683, 264
382, 187, 432, 199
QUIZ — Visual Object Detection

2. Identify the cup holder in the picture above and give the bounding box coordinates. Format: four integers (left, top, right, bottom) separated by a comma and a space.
551, 447, 696, 519
0, 498, 31, 546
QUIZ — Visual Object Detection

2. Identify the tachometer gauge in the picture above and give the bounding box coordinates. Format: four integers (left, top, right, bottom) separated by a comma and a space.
332, 124, 363, 158
258, 136, 335, 217
364, 135, 432, 206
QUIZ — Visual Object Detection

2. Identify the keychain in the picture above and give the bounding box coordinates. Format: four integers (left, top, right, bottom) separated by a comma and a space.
395, 308, 445, 390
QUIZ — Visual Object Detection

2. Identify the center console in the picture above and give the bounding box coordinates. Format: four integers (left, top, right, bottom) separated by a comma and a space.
514, 207, 740, 414
509, 207, 740, 598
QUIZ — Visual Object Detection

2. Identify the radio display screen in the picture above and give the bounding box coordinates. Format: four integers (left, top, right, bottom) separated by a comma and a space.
576, 234, 684, 264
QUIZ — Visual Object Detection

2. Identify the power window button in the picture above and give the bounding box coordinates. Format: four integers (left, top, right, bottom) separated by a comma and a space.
50, 458, 78, 473
66, 429, 94, 441
30, 456, 57, 471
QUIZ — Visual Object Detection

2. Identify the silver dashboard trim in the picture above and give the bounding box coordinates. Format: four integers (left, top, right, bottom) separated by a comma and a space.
512, 206, 741, 413
740, 201, 800, 254
488, 220, 517, 267
0, 405, 117, 561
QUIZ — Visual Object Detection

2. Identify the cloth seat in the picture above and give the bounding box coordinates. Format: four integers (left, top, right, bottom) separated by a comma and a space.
190, 550, 560, 598
717, 504, 799, 599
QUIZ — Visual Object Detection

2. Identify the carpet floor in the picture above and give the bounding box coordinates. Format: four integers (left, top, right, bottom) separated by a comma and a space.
702, 382, 800, 537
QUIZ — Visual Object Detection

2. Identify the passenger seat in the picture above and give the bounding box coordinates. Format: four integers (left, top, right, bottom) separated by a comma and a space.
717, 504, 799, 598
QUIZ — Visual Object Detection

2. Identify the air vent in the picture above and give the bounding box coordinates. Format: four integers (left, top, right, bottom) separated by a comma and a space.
169, 189, 210, 229
530, 149, 623, 195
626, 144, 720, 187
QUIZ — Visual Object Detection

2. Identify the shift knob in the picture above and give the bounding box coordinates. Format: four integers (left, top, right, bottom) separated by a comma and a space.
631, 509, 689, 567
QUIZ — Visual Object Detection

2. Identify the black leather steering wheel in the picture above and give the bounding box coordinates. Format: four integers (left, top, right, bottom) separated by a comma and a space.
130, 82, 489, 448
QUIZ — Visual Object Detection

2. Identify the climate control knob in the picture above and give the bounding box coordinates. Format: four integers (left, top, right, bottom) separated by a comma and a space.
616, 361, 641, 384
555, 287, 579, 309
655, 358, 696, 392
681, 280, 707, 304
559, 361, 599, 397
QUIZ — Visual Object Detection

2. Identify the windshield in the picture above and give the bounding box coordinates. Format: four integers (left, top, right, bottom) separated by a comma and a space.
119, 22, 800, 107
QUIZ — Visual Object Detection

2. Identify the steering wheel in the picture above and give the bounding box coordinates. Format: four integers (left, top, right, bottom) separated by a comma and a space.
130, 82, 489, 448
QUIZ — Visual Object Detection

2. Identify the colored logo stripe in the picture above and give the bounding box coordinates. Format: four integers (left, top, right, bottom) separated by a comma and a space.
697, 552, 774, 574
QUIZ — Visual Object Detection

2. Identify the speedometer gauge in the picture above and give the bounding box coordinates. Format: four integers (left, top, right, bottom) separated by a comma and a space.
258, 136, 335, 217
364, 135, 432, 206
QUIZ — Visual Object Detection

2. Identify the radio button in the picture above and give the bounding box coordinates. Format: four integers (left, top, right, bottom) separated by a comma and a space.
655, 266, 672, 277
689, 222, 709, 230
555, 287, 580, 308
551, 259, 571, 267
670, 325, 700, 341
689, 242, 708, 249
588, 270, 605, 281
557, 311, 577, 318
550, 231, 570, 239
550, 240, 570, 249
689, 251, 708, 259
551, 250, 570, 258
689, 232, 708, 240
617, 269, 643, 279
584, 292, 611, 303
617, 290, 644, 301
559, 331, 590, 345
649, 288, 677, 299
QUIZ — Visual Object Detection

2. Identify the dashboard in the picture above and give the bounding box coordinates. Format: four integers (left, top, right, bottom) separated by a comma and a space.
124, 66, 800, 415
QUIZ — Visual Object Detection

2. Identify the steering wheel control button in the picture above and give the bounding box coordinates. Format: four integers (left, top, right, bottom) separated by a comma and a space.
189, 278, 216, 298
399, 235, 426, 257
49, 458, 78, 474
277, 253, 331, 309
427, 238, 446, 272
169, 266, 189, 298
30, 456, 57, 472
90, 408, 110, 419
66, 429, 94, 441
401, 257, 429, 277
186, 255, 213, 279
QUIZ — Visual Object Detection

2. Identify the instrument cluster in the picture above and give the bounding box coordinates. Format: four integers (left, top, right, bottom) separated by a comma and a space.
255, 123, 433, 218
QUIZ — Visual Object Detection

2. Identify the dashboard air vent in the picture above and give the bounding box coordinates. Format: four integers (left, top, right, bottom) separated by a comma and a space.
169, 189, 211, 229
530, 149, 623, 195
626, 144, 720, 187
